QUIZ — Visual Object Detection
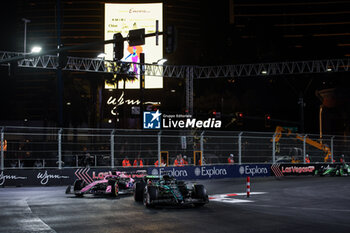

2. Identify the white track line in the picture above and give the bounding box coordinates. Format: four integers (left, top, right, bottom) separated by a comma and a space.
209, 192, 268, 204
20, 198, 57, 233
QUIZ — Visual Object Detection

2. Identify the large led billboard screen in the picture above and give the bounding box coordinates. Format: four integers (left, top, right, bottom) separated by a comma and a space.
104, 3, 163, 89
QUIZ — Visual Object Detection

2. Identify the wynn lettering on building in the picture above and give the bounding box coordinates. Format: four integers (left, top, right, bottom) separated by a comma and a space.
106, 91, 140, 115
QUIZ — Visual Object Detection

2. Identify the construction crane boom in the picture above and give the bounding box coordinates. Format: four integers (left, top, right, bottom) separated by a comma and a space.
274, 126, 331, 162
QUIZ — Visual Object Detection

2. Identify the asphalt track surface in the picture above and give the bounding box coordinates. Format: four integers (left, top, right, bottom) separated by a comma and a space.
0, 176, 349, 233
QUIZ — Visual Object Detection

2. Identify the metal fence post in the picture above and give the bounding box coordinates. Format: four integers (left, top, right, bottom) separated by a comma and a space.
158, 131, 162, 165
58, 128, 63, 169
238, 132, 243, 165
110, 129, 115, 168
331, 136, 335, 164
1, 127, 4, 170
272, 133, 276, 164
200, 131, 204, 163
303, 134, 307, 164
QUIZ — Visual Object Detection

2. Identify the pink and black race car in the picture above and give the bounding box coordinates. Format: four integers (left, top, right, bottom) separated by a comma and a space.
66, 171, 144, 197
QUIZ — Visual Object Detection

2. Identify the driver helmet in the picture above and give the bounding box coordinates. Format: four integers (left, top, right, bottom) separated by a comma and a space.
230, 154, 234, 157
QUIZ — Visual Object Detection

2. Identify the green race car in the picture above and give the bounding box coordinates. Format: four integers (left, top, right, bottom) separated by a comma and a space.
133, 174, 209, 208
315, 163, 350, 176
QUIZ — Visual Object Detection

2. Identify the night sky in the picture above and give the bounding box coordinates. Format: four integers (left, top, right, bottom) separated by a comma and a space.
0, 0, 349, 135
0, 2, 17, 51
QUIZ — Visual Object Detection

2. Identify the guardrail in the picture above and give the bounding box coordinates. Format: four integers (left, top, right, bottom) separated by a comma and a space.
1, 126, 349, 170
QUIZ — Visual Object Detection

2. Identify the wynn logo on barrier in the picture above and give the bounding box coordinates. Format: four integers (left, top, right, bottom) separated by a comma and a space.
37, 170, 70, 185
0, 171, 27, 186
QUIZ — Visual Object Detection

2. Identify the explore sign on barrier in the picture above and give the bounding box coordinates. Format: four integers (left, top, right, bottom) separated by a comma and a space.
148, 164, 271, 180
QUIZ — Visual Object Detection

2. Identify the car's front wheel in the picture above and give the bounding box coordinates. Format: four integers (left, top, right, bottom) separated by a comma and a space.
111, 182, 119, 197
143, 186, 158, 208
192, 184, 208, 207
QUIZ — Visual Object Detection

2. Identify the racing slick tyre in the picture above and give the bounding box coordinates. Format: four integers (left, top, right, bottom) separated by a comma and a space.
73, 179, 84, 197
177, 181, 189, 196
134, 181, 146, 202
143, 186, 158, 208
193, 184, 208, 207
111, 181, 119, 197
65, 185, 71, 194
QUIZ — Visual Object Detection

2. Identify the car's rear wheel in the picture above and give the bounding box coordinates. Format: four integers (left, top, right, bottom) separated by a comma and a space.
73, 179, 84, 197
134, 182, 146, 202
65, 185, 71, 194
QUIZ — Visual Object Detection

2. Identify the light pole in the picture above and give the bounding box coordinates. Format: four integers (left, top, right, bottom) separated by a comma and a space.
22, 18, 31, 54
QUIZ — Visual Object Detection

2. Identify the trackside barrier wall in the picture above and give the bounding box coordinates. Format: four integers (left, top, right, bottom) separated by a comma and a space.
0, 163, 343, 187
0, 164, 271, 186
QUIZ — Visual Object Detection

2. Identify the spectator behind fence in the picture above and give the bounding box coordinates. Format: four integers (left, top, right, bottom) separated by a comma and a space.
133, 154, 143, 167
19, 139, 31, 160
0, 139, 7, 151
340, 154, 346, 163
34, 159, 43, 168
198, 156, 206, 166
122, 156, 131, 167
174, 154, 185, 166
83, 146, 93, 167
305, 154, 310, 163
183, 155, 189, 165
155, 158, 166, 167
228, 154, 235, 164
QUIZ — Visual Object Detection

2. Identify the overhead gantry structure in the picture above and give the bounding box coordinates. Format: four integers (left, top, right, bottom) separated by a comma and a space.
1, 51, 350, 114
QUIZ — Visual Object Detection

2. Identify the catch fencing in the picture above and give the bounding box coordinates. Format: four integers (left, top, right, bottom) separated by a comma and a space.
1, 126, 349, 169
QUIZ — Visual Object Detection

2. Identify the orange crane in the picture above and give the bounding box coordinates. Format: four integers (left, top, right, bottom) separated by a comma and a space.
273, 126, 331, 162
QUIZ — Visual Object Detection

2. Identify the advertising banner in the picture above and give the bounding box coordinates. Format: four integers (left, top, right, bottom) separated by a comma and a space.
0, 164, 272, 186
0, 167, 145, 187
104, 3, 163, 89
236, 164, 272, 178
0, 169, 74, 186
271, 163, 320, 177
148, 164, 271, 180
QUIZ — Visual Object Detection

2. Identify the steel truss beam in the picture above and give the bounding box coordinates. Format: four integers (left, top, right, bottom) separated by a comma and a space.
1, 51, 350, 114
0, 51, 189, 78
2, 51, 349, 78
195, 59, 350, 78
